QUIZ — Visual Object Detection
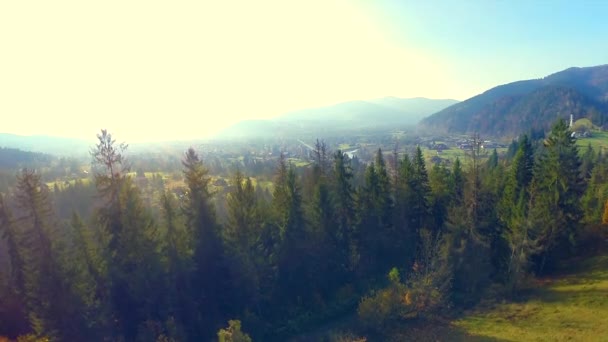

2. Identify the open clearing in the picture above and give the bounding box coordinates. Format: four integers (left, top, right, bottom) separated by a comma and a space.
448, 253, 608, 341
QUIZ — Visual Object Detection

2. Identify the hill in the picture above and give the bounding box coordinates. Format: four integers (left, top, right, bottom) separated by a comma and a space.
0, 147, 54, 169
0, 133, 91, 155
419, 65, 608, 137
216, 97, 458, 139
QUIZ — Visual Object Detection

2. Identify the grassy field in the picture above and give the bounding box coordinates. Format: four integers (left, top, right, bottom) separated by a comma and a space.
448, 253, 608, 341
576, 131, 608, 152
421, 147, 509, 164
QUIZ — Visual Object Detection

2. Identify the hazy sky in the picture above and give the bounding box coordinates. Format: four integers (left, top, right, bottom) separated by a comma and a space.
2, 0, 608, 142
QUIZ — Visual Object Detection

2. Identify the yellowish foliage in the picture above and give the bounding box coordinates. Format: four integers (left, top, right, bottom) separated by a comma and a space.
403, 291, 412, 306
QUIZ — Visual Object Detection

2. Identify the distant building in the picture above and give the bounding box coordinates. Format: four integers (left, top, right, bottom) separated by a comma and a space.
570, 114, 574, 128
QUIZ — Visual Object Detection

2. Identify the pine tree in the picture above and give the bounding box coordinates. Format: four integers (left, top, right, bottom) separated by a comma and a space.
529, 119, 584, 274
498, 135, 535, 287
487, 148, 499, 169
580, 143, 595, 180
392, 153, 414, 262
65, 212, 113, 338
272, 160, 309, 305
451, 157, 465, 205
331, 150, 356, 273
181, 147, 227, 339
0, 193, 29, 337
581, 159, 608, 225
14, 169, 76, 339
159, 190, 193, 339
356, 150, 394, 277
224, 170, 263, 310
428, 163, 452, 232
91, 129, 128, 252
410, 146, 432, 233
91, 131, 167, 340
444, 137, 493, 306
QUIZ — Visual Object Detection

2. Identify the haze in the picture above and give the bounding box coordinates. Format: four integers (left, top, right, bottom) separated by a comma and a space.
2, 0, 607, 142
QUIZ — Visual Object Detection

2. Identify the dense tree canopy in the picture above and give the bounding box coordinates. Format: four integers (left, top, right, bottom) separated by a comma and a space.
0, 123, 605, 341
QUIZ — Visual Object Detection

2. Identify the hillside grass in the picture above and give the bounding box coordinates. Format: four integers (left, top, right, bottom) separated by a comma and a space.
576, 131, 608, 152
359, 249, 608, 342
448, 253, 608, 341
421, 147, 508, 164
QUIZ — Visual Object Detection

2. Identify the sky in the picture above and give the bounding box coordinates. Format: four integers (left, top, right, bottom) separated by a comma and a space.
1, 0, 608, 142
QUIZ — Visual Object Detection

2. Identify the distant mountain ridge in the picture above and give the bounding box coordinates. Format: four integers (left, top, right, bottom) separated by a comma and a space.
0, 133, 91, 155
217, 97, 458, 139
419, 65, 608, 137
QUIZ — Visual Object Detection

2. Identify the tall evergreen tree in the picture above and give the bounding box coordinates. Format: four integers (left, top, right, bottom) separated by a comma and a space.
272, 159, 309, 305
410, 146, 432, 233
14, 169, 78, 340
331, 150, 357, 274
68, 213, 111, 338
529, 119, 584, 274
356, 149, 394, 277
444, 137, 493, 306
498, 135, 535, 287
182, 147, 227, 339
159, 190, 193, 340
224, 171, 263, 311
0, 193, 29, 337
451, 157, 465, 205
581, 158, 608, 225
428, 163, 452, 232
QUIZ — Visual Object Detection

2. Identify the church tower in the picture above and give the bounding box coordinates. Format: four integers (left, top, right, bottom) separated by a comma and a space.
570, 114, 574, 128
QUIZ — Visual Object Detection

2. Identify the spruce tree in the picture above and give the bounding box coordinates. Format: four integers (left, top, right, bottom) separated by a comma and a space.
529, 119, 584, 274
224, 171, 262, 310
0, 193, 29, 337
410, 146, 432, 233
14, 169, 76, 339
331, 150, 356, 274
498, 135, 535, 287
182, 147, 227, 339
159, 190, 193, 339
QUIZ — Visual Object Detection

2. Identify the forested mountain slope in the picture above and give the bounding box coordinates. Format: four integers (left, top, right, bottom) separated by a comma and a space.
419, 65, 608, 137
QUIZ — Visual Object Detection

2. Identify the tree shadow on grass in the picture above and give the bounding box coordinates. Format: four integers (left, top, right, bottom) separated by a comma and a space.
378, 319, 513, 342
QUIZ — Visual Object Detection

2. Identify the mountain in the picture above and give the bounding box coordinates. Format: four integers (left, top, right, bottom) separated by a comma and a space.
419, 65, 608, 137
0, 147, 55, 169
0, 133, 91, 155
217, 97, 458, 139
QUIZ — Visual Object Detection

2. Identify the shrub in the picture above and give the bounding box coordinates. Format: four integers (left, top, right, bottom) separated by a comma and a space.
358, 231, 451, 332
217, 320, 252, 342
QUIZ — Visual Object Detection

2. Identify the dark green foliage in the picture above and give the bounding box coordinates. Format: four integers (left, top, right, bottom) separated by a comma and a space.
410, 147, 432, 232
224, 171, 263, 312
428, 163, 452, 231
2, 124, 604, 341
356, 149, 394, 277
445, 137, 496, 306
420, 65, 608, 137
451, 158, 465, 204
273, 159, 310, 308
182, 147, 229, 339
498, 135, 536, 288
582, 160, 608, 224
14, 169, 86, 340
529, 119, 584, 274
331, 150, 356, 267
0, 194, 29, 337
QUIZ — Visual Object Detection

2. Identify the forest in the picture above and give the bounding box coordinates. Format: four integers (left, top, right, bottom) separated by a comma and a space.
1, 119, 607, 341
